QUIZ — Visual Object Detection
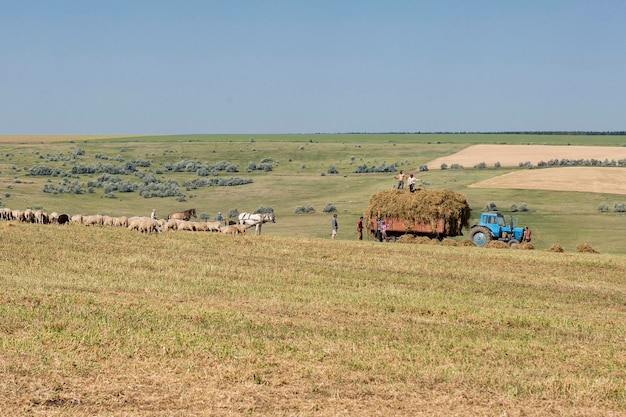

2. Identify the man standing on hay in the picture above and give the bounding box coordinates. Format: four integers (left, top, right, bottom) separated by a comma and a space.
408, 173, 416, 192
395, 170, 405, 189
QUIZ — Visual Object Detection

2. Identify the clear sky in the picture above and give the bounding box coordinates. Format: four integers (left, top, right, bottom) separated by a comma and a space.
1, 1, 624, 134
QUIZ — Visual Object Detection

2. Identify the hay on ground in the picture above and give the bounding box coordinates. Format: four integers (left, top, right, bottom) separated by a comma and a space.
459, 239, 476, 247
518, 242, 534, 250
441, 238, 458, 246
545, 243, 565, 253
576, 242, 598, 253
397, 235, 416, 244
487, 240, 509, 249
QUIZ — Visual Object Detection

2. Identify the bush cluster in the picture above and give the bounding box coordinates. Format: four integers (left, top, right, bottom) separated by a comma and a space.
42, 180, 83, 194
322, 203, 337, 213
254, 206, 274, 214
164, 159, 238, 173
537, 158, 626, 167
353, 162, 396, 173
294, 204, 315, 214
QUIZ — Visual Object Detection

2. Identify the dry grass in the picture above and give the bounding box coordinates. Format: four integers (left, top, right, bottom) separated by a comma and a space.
546, 243, 565, 253
1, 223, 626, 416
428, 144, 626, 168
576, 242, 599, 253
470, 167, 626, 195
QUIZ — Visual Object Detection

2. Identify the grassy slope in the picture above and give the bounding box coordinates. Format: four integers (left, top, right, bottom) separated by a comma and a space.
3, 133, 625, 252
1, 223, 625, 416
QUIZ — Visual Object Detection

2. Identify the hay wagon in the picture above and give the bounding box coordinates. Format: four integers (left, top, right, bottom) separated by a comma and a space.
364, 189, 471, 241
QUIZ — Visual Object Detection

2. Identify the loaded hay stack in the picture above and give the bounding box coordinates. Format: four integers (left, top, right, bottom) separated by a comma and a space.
365, 189, 472, 240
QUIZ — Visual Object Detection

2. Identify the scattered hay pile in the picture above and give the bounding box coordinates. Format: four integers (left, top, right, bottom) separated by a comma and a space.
459, 239, 476, 247
364, 189, 471, 236
545, 243, 565, 253
397, 235, 417, 244
487, 240, 509, 249
518, 242, 534, 250
576, 242, 599, 253
441, 238, 458, 246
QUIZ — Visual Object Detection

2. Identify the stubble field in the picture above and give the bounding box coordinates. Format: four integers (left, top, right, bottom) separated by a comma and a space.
2, 134, 626, 416
428, 144, 626, 194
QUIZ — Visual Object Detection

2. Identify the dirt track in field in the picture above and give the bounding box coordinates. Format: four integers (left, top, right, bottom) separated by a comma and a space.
427, 145, 626, 195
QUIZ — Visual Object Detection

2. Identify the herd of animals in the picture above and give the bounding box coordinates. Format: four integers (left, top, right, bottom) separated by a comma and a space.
0, 207, 276, 235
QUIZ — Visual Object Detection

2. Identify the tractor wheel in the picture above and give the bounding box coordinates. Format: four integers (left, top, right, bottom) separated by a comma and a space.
469, 226, 492, 247
508, 239, 520, 248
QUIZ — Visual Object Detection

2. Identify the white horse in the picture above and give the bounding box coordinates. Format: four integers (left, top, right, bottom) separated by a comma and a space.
238, 212, 276, 235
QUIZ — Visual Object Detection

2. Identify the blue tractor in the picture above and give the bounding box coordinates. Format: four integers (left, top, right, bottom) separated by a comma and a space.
469, 211, 529, 247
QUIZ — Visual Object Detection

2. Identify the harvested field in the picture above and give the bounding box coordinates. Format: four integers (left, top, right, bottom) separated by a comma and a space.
427, 144, 626, 168
470, 167, 626, 195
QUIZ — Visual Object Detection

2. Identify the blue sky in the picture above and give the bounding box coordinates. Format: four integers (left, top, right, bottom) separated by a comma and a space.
1, 1, 624, 134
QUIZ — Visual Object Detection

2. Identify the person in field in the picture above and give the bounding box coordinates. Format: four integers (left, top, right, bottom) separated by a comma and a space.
150, 208, 157, 220
331, 213, 338, 239
408, 173, 416, 192
395, 170, 405, 189
357, 216, 363, 240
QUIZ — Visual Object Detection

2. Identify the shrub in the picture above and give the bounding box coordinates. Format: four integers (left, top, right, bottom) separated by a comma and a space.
353, 162, 396, 173
294, 204, 315, 214
613, 202, 626, 212
474, 162, 486, 169
254, 206, 274, 214
494, 162, 501, 168
322, 203, 337, 213
519, 202, 528, 212
227, 208, 239, 219
510, 204, 518, 212
327, 164, 339, 174
597, 203, 609, 212
418, 164, 429, 172
485, 202, 498, 212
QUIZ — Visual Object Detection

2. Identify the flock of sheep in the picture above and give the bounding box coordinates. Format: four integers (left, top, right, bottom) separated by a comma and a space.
0, 207, 248, 234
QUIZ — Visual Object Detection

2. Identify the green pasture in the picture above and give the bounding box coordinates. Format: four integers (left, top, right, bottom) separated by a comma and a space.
1, 134, 626, 253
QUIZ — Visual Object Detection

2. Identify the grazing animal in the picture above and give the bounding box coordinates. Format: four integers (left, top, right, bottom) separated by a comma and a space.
102, 215, 115, 227
205, 221, 221, 232
113, 216, 129, 227
167, 208, 197, 221
127, 217, 161, 234
82, 214, 104, 226
1, 208, 12, 220
221, 224, 245, 234
57, 214, 70, 225
176, 220, 196, 231
239, 212, 276, 235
